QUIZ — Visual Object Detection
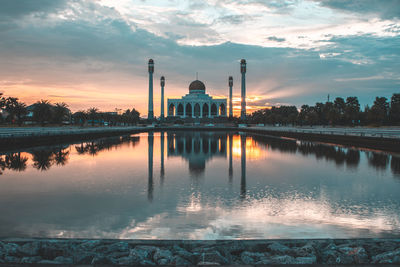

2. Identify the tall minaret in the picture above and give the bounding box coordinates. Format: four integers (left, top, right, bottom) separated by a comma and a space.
229, 76, 233, 118
240, 59, 246, 120
148, 59, 154, 120
160, 76, 165, 121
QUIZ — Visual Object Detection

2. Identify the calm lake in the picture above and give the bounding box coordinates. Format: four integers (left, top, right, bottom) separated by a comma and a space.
0, 131, 399, 239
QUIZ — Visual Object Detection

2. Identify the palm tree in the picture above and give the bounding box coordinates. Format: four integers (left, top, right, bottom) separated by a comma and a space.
52, 102, 70, 125
87, 107, 99, 126
33, 100, 52, 126
5, 97, 28, 125
73, 111, 87, 126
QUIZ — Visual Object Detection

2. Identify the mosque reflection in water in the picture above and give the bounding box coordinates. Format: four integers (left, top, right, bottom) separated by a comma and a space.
147, 132, 248, 200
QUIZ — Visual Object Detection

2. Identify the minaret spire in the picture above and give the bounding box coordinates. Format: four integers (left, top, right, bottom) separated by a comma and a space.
148, 59, 154, 120
240, 59, 246, 120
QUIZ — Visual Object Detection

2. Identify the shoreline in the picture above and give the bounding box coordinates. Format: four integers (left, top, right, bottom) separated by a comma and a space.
1, 125, 400, 153
1, 238, 399, 265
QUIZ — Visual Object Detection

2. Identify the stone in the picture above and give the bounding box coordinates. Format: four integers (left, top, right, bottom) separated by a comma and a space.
171, 255, 192, 265
38, 259, 63, 264
4, 255, 21, 263
133, 245, 159, 259
240, 251, 266, 264
200, 251, 229, 265
267, 242, 290, 254
39, 242, 66, 259
54, 256, 74, 264
78, 240, 102, 251
269, 255, 295, 264
291, 243, 316, 257
339, 246, 369, 263
118, 256, 141, 265
372, 248, 400, 263
108, 250, 130, 259
140, 259, 156, 265
91, 255, 116, 265
4, 243, 20, 256
20, 256, 42, 264
74, 251, 96, 264
294, 256, 317, 264
153, 248, 173, 264
197, 261, 220, 265
18, 241, 41, 256
175, 247, 196, 263
108, 241, 130, 253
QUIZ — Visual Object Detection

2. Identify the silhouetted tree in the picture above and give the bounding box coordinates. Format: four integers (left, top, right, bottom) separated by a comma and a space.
5, 152, 28, 171
54, 148, 69, 165
389, 93, 400, 125
87, 107, 99, 126
345, 96, 360, 125
5, 97, 27, 125
73, 111, 87, 126
52, 102, 70, 124
368, 97, 389, 125
33, 100, 52, 126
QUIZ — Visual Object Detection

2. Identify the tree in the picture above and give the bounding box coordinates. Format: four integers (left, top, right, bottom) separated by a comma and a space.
73, 111, 87, 126
333, 97, 345, 124
87, 107, 99, 126
389, 93, 400, 125
5, 97, 28, 125
368, 97, 389, 125
33, 100, 53, 126
52, 102, 70, 124
345, 96, 360, 125
0, 93, 5, 110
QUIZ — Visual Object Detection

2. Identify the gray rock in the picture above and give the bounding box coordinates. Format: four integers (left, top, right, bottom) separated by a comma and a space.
372, 248, 400, 263
38, 259, 63, 264
18, 241, 41, 256
108, 241, 129, 253
269, 255, 295, 264
223, 242, 246, 255
39, 242, 66, 259
291, 243, 315, 257
153, 248, 173, 264
171, 255, 192, 265
108, 250, 130, 259
175, 247, 196, 263
294, 256, 317, 264
133, 245, 159, 259
240, 254, 254, 264
78, 240, 102, 251
4, 243, 20, 256
240, 251, 266, 264
91, 255, 116, 265
267, 242, 290, 254
197, 261, 220, 265
200, 251, 229, 265
4, 255, 21, 263
54, 256, 73, 264
20, 256, 42, 264
339, 246, 368, 264
118, 256, 141, 265
73, 251, 96, 264
140, 259, 156, 265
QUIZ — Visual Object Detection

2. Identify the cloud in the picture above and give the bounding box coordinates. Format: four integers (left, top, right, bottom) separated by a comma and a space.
0, 0, 68, 18
267, 36, 286, 42
315, 0, 400, 19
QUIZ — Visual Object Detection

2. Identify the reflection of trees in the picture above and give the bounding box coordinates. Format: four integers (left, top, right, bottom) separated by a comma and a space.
0, 152, 29, 174
54, 149, 70, 166
391, 156, 400, 176
32, 150, 55, 171
74, 136, 140, 156
367, 152, 389, 170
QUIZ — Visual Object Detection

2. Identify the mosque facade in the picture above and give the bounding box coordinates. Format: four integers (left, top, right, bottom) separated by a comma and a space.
167, 80, 227, 118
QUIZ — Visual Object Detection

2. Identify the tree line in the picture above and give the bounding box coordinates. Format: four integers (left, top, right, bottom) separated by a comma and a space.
0, 93, 140, 126
249, 94, 400, 126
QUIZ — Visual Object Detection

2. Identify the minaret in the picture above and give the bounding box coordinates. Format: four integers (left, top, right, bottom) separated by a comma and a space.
229, 76, 233, 118
229, 133, 233, 182
148, 59, 154, 120
160, 76, 165, 121
240, 59, 246, 120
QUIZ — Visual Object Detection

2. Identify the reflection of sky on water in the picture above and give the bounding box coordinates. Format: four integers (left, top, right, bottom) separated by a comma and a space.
0, 132, 399, 239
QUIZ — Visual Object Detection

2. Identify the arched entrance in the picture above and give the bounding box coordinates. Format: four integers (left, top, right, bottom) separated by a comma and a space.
186, 103, 192, 117
194, 103, 200, 117
211, 103, 217, 116
219, 103, 226, 116
177, 103, 183, 116
202, 103, 209, 118
168, 104, 175, 116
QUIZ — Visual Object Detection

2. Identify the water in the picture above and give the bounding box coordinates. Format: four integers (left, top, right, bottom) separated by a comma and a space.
0, 131, 399, 239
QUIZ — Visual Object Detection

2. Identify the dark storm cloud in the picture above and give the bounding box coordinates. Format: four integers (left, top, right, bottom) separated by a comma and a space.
315, 0, 400, 19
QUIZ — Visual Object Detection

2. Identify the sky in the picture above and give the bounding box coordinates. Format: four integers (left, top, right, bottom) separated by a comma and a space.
0, 0, 399, 116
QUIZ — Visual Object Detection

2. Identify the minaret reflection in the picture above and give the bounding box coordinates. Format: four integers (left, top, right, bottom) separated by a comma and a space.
228, 133, 233, 183
240, 133, 246, 199
167, 132, 227, 176
148, 132, 154, 202
160, 131, 165, 185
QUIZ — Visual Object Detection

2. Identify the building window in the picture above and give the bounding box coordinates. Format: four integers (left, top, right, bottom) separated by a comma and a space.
202, 103, 209, 117
168, 104, 175, 116
211, 103, 217, 116
194, 103, 200, 117
177, 103, 184, 116
219, 103, 226, 116
186, 103, 192, 117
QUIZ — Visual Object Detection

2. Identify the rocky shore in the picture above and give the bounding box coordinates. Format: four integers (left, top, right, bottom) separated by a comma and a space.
1, 239, 400, 265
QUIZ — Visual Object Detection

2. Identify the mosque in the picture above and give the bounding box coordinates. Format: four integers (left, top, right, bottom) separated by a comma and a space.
146, 59, 247, 120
